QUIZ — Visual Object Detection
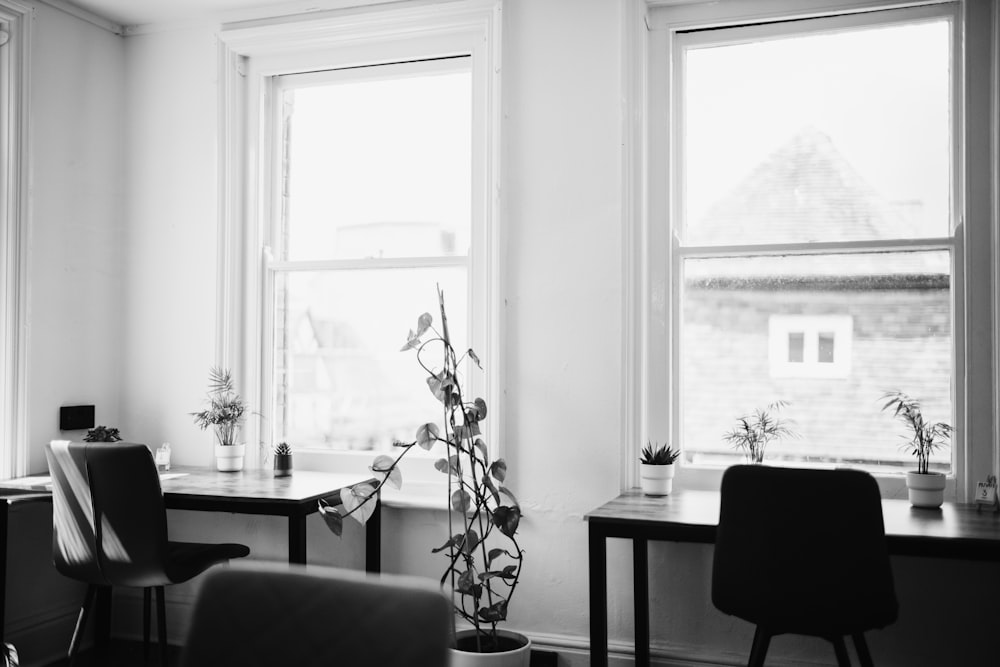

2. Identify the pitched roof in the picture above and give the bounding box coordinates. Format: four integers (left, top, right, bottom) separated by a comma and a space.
688, 126, 901, 245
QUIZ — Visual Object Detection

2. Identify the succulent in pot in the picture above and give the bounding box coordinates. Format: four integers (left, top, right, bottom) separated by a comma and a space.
317, 288, 529, 664
639, 442, 679, 497
273, 441, 292, 477
83, 426, 122, 443
880, 390, 952, 508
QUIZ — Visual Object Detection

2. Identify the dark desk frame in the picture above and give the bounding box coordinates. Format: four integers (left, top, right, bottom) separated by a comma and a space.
586, 489, 1000, 667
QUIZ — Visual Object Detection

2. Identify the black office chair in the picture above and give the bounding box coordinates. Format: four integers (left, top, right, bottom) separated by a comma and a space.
180, 562, 452, 667
45, 440, 251, 666
712, 465, 898, 667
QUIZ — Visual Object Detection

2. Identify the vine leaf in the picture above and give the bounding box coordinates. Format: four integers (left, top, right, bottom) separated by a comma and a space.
490, 459, 507, 483
341, 483, 376, 525
416, 423, 440, 450
477, 600, 508, 622
451, 488, 472, 513
370, 455, 402, 490
492, 505, 521, 538
317, 499, 343, 537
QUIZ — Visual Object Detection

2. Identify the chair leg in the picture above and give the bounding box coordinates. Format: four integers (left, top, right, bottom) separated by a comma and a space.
831, 636, 851, 667
852, 633, 874, 667
143, 588, 152, 661
748, 627, 771, 667
155, 586, 168, 667
68, 585, 97, 667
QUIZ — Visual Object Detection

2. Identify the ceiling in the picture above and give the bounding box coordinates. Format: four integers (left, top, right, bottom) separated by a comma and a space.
63, 0, 377, 27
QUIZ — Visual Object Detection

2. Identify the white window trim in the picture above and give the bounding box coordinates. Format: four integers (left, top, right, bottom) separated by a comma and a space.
623, 0, 999, 500
0, 0, 30, 480
217, 0, 503, 493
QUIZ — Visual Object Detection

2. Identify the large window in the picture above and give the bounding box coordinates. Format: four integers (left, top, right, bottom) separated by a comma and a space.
675, 7, 955, 473
634, 0, 1000, 493
219, 1, 501, 481
268, 59, 473, 455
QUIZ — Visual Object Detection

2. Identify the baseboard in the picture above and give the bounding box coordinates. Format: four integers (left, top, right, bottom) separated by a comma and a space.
520, 629, 835, 667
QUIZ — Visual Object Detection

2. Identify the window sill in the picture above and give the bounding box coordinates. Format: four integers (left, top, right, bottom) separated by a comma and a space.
380, 481, 449, 511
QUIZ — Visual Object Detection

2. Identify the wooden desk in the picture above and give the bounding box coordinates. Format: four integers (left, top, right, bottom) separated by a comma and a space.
585, 489, 1000, 667
159, 466, 381, 569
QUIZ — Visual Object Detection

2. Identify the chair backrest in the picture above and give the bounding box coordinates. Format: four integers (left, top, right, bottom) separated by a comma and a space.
180, 563, 452, 667
712, 465, 898, 636
45, 440, 170, 587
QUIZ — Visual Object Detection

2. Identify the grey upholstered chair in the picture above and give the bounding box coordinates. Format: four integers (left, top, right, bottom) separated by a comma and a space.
180, 563, 452, 667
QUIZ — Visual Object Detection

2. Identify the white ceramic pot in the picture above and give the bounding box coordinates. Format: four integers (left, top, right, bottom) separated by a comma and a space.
450, 630, 531, 667
639, 463, 676, 497
906, 470, 946, 508
215, 443, 246, 472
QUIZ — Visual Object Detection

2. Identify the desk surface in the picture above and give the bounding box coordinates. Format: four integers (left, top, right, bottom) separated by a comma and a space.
586, 488, 1000, 561
159, 466, 373, 503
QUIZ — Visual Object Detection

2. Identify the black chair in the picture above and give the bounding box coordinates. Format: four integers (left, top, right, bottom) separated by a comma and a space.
180, 562, 452, 667
712, 465, 898, 667
45, 440, 250, 666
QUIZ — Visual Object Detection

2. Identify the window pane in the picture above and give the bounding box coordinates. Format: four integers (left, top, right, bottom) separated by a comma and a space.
682, 19, 951, 245
272, 267, 467, 454
818, 332, 835, 363
788, 332, 804, 363
283, 66, 472, 261
680, 251, 951, 473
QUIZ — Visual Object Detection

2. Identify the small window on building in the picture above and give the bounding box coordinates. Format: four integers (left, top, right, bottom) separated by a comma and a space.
769, 315, 852, 378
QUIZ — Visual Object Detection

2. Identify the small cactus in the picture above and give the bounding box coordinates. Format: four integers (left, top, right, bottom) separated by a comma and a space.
274, 441, 292, 456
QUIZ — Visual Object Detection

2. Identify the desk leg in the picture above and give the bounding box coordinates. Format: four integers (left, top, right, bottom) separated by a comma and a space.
95, 586, 112, 652
634, 537, 650, 667
365, 494, 381, 573
288, 515, 307, 564
588, 523, 608, 667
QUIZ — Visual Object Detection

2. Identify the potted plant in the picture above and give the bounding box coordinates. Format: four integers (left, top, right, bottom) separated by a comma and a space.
317, 288, 529, 666
880, 390, 952, 508
191, 367, 250, 472
723, 400, 796, 464
639, 442, 680, 496
83, 425, 122, 443
273, 441, 293, 477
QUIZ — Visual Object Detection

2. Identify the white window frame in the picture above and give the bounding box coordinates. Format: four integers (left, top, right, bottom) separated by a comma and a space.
624, 0, 999, 500
218, 0, 502, 493
0, 0, 29, 480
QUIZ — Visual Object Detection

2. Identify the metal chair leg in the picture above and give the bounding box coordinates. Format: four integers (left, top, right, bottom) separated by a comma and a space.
155, 586, 167, 667
831, 636, 852, 667
68, 585, 97, 667
143, 587, 151, 661
748, 627, 771, 667
853, 633, 874, 667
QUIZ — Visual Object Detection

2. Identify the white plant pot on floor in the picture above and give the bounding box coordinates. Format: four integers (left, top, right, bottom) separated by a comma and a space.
906, 471, 946, 508
215, 443, 246, 472
639, 463, 676, 496
450, 630, 531, 667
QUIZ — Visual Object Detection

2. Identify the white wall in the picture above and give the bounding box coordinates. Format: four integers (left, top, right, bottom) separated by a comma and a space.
24, 0, 125, 473
10, 1, 999, 666
10, 1, 126, 662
